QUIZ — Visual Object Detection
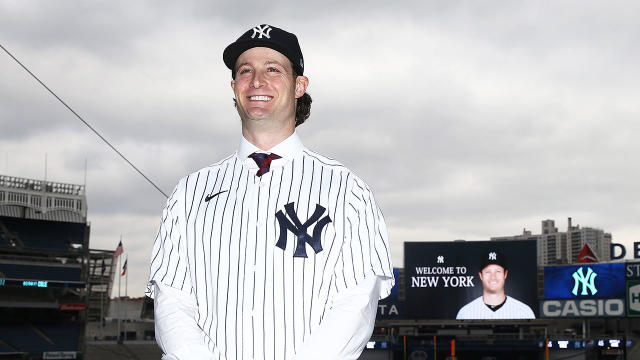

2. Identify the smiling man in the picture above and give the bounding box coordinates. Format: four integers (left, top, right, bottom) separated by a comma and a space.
456, 251, 535, 320
146, 24, 394, 360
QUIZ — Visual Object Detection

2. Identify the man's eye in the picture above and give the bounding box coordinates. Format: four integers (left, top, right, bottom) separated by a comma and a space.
239, 68, 251, 74
267, 67, 280, 72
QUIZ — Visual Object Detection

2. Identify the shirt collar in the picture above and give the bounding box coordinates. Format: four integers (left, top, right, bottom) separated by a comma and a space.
237, 131, 305, 162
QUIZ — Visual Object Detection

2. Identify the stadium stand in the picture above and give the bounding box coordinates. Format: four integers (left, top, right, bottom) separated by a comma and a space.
37, 323, 81, 350
1, 174, 90, 359
0, 216, 86, 253
0, 323, 55, 353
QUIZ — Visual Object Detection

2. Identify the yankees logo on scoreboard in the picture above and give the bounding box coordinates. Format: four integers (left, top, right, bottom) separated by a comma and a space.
275, 202, 332, 258
572, 267, 598, 296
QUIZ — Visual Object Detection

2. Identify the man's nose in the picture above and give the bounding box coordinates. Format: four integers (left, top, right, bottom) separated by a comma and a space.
250, 72, 264, 88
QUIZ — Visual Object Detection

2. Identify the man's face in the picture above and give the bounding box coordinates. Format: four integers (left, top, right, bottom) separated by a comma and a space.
479, 264, 507, 294
231, 47, 307, 125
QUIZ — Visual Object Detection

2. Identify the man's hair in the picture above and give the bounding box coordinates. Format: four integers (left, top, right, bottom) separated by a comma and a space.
232, 67, 312, 127
295, 91, 312, 127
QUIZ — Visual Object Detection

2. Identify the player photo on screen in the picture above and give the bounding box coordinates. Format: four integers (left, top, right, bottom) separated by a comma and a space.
456, 251, 534, 319
405, 240, 538, 320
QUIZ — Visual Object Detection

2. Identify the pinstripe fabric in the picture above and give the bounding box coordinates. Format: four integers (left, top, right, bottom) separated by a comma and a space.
455, 296, 535, 319
147, 132, 394, 360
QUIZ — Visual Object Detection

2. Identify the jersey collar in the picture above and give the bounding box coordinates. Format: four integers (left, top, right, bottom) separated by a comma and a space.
237, 131, 305, 165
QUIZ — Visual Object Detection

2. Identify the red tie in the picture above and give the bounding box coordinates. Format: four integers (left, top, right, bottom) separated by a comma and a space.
249, 152, 281, 177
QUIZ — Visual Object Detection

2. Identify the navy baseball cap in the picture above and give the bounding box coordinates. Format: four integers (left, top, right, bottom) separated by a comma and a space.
223, 24, 304, 75
479, 251, 507, 272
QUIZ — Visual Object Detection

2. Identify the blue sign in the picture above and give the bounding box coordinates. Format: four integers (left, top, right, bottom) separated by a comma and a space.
22, 280, 48, 288
388, 268, 399, 299
377, 268, 403, 319
544, 263, 625, 299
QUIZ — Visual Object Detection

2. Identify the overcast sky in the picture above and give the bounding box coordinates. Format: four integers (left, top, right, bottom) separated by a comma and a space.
2, 1, 639, 297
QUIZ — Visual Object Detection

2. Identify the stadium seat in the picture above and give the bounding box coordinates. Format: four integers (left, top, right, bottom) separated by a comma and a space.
0, 216, 85, 253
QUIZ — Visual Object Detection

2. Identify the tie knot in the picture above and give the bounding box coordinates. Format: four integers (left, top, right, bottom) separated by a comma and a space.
249, 152, 281, 177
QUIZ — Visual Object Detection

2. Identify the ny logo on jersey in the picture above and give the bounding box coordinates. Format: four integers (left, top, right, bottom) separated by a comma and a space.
437, 255, 444, 264
251, 24, 272, 39
275, 202, 332, 258
572, 266, 598, 296
489, 252, 497, 260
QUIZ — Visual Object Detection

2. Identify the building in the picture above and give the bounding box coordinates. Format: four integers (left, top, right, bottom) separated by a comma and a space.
0, 174, 90, 358
491, 217, 612, 266
0, 174, 87, 222
0, 173, 123, 359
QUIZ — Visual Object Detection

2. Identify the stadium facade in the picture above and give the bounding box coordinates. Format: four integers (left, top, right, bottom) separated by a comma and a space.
0, 174, 117, 360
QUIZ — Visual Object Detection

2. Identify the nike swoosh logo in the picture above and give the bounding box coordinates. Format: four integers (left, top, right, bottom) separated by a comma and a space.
204, 190, 229, 202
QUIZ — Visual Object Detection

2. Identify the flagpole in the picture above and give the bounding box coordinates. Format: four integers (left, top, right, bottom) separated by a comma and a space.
117, 254, 120, 342
124, 255, 128, 342
100, 258, 104, 339
125, 255, 128, 298
117, 236, 122, 343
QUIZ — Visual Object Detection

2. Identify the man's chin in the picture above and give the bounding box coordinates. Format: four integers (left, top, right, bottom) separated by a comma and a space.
485, 288, 504, 294
239, 111, 270, 122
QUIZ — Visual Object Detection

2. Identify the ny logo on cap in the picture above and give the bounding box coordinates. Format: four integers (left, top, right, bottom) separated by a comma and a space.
489, 252, 497, 260
252, 24, 272, 39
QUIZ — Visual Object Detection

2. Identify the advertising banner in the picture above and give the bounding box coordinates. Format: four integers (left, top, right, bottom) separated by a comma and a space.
627, 280, 640, 316
541, 263, 626, 318
626, 262, 640, 279
544, 263, 625, 299
43, 352, 76, 360
540, 298, 625, 317
404, 240, 537, 320
60, 303, 86, 311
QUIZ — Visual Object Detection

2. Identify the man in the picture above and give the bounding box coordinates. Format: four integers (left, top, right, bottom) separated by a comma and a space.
146, 24, 394, 360
456, 251, 535, 320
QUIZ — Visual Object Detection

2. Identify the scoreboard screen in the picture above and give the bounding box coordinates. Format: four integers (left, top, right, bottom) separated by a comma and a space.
405, 240, 538, 320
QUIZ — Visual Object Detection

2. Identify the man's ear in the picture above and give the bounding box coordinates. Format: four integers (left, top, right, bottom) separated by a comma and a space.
231, 80, 236, 91
295, 76, 308, 98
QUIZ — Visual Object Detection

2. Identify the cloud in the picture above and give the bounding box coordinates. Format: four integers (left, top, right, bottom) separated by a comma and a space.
2, 1, 639, 296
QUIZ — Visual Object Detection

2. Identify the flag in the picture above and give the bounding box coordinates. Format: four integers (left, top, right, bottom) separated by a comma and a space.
101, 259, 106, 276
121, 259, 128, 276
113, 241, 124, 258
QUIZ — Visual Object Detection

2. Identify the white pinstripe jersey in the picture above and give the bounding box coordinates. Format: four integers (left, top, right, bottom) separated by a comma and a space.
146, 133, 394, 360
455, 296, 535, 320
